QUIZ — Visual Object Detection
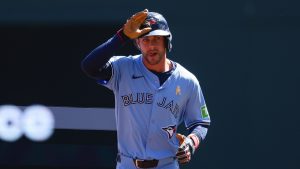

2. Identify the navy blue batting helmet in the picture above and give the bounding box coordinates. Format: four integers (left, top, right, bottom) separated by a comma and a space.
139, 12, 172, 52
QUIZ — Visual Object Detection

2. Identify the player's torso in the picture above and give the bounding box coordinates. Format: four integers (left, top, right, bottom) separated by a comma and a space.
114, 55, 191, 159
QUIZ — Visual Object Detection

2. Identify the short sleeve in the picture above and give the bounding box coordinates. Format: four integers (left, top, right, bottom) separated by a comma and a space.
184, 80, 211, 129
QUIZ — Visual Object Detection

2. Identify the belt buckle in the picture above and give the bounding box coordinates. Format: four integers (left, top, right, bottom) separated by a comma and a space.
134, 159, 144, 168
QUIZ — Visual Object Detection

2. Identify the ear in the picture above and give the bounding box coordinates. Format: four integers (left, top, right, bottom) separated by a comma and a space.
136, 39, 140, 48
134, 39, 140, 50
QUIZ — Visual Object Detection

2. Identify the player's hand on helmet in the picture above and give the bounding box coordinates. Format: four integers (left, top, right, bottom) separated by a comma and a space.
123, 9, 152, 39
176, 133, 197, 164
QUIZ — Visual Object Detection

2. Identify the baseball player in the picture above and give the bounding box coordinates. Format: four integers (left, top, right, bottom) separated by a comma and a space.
81, 9, 211, 169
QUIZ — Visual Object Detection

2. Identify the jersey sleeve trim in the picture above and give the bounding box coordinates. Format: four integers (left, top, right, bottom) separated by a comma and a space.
187, 121, 210, 130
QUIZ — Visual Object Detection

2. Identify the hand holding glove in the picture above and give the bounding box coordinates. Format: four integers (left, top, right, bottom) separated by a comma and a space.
123, 9, 152, 39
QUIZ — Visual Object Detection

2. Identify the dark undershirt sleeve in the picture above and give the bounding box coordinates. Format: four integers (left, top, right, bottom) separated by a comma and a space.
81, 29, 130, 80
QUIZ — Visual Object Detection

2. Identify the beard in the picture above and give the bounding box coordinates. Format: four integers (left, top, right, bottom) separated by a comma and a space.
142, 50, 164, 66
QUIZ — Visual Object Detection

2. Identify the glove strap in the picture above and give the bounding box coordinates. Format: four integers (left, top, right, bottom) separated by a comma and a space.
188, 134, 200, 150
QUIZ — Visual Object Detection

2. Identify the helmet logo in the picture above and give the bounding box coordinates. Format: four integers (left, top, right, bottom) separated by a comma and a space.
149, 18, 156, 25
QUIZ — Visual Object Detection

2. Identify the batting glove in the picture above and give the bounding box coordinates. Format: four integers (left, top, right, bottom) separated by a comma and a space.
176, 133, 199, 164
123, 9, 152, 39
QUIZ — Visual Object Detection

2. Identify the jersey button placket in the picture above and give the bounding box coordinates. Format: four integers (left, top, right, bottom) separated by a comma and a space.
145, 90, 159, 155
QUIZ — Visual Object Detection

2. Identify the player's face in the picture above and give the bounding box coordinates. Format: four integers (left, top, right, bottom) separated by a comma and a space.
137, 36, 166, 66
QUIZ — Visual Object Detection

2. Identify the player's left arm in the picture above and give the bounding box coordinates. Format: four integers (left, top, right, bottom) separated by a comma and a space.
176, 79, 211, 164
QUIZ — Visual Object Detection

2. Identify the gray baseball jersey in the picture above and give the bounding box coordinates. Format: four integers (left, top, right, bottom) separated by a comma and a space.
98, 54, 210, 160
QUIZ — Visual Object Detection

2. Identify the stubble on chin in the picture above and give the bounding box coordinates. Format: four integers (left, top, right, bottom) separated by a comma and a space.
142, 51, 164, 66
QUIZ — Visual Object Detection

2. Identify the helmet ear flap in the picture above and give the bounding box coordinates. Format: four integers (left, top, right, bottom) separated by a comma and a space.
166, 36, 172, 52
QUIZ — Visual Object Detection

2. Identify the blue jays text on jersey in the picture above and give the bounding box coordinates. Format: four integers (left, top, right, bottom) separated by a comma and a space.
121, 93, 180, 119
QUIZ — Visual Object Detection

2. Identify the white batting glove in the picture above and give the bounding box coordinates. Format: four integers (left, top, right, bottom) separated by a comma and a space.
176, 133, 199, 164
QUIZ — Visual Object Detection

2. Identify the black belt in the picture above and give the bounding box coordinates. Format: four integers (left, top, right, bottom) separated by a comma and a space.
133, 159, 159, 168
116, 154, 159, 168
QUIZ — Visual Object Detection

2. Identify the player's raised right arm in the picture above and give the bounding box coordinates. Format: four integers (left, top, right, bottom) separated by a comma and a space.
81, 9, 151, 80
81, 30, 129, 80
